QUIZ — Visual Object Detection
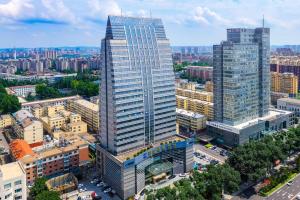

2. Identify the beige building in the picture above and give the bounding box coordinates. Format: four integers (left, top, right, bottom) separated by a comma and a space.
12, 110, 43, 145
41, 108, 87, 135
68, 99, 99, 132
271, 72, 298, 95
0, 115, 12, 129
204, 81, 213, 92
0, 161, 27, 200
176, 108, 206, 135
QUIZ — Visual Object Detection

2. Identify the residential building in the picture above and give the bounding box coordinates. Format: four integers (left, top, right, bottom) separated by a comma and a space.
208, 27, 292, 147
41, 108, 87, 135
10, 135, 90, 185
204, 81, 213, 92
0, 161, 27, 200
271, 92, 289, 106
271, 72, 298, 96
96, 16, 193, 200
176, 108, 206, 136
186, 66, 213, 81
12, 110, 43, 145
0, 115, 12, 129
6, 85, 36, 97
67, 99, 99, 132
22, 95, 81, 112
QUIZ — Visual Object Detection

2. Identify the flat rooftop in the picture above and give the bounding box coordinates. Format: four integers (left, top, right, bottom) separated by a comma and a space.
0, 162, 25, 181
278, 98, 300, 105
115, 135, 186, 162
207, 109, 292, 133
176, 108, 205, 119
74, 99, 99, 112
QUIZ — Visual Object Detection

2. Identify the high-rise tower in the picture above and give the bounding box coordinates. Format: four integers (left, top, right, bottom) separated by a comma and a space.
96, 16, 193, 199
208, 27, 292, 147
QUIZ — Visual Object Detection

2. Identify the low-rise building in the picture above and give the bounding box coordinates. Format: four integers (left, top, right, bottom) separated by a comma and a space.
0, 115, 12, 129
0, 161, 27, 200
12, 110, 43, 145
271, 92, 289, 106
186, 66, 213, 81
176, 108, 206, 135
277, 98, 300, 118
6, 85, 36, 97
10, 135, 90, 185
68, 99, 99, 132
204, 81, 213, 92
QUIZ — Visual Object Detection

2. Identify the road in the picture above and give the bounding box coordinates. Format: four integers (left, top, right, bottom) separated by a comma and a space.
232, 174, 300, 200
267, 174, 300, 200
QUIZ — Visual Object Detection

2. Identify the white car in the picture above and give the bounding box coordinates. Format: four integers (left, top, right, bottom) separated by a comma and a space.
296, 194, 300, 200
104, 188, 112, 193
179, 173, 186, 177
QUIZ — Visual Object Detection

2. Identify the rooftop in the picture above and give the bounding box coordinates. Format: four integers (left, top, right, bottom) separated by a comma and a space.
278, 98, 300, 104
176, 108, 205, 119
73, 99, 99, 112
21, 95, 81, 107
0, 162, 25, 181
115, 135, 186, 162
10, 139, 35, 160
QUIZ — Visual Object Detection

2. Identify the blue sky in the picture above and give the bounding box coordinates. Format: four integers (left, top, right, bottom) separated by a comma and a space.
0, 0, 299, 48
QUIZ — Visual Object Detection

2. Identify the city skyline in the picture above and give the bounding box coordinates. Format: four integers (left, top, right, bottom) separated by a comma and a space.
1, 0, 300, 48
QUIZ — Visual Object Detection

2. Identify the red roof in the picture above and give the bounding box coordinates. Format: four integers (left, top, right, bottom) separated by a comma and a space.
10, 139, 35, 160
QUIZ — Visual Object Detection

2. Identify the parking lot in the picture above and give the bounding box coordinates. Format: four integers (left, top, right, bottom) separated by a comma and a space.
193, 143, 228, 169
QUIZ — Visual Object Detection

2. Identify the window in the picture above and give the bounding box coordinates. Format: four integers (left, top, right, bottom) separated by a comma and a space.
15, 180, 22, 186
15, 195, 22, 200
4, 183, 11, 189
15, 188, 22, 193
5, 193, 12, 199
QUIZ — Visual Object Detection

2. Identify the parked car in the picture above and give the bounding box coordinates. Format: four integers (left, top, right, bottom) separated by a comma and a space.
104, 188, 112, 193
287, 181, 293, 186
296, 194, 300, 200
210, 160, 219, 165
211, 146, 217, 150
179, 173, 186, 177
220, 150, 227, 156
168, 175, 176, 179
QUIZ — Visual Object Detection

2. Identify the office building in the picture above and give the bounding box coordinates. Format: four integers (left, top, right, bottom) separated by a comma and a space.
208, 27, 292, 146
271, 92, 289, 106
96, 16, 193, 199
12, 110, 43, 145
277, 98, 300, 118
68, 99, 100, 132
271, 72, 298, 96
0, 161, 27, 200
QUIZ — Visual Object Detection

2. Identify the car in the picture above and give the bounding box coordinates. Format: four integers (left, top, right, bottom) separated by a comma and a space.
104, 188, 112, 193
140, 189, 145, 196
102, 185, 110, 191
96, 183, 101, 187
179, 173, 186, 177
287, 181, 293, 186
296, 194, 300, 200
79, 188, 84, 193
90, 180, 95, 184
220, 150, 227, 156
211, 146, 217, 150
168, 175, 176, 180
210, 160, 219, 165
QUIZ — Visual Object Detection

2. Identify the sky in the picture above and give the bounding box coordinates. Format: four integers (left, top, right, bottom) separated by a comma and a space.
0, 0, 300, 48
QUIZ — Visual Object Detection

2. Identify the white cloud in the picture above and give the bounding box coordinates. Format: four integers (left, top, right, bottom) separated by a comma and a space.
193, 6, 231, 26
87, 0, 121, 19
40, 0, 78, 24
0, 0, 33, 18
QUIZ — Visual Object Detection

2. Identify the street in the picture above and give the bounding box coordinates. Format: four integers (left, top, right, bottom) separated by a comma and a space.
267, 174, 300, 200
194, 143, 227, 164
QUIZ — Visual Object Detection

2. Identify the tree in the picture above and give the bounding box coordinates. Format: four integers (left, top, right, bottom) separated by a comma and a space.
0, 93, 21, 114
35, 191, 60, 200
29, 177, 48, 198
36, 84, 62, 99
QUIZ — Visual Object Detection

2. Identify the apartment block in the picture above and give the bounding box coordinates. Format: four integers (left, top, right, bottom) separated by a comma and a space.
0, 161, 27, 200
41, 108, 87, 135
0, 115, 12, 129
67, 99, 99, 132
204, 81, 213, 92
186, 66, 213, 81
271, 72, 298, 96
10, 136, 90, 185
12, 110, 43, 145
6, 85, 36, 97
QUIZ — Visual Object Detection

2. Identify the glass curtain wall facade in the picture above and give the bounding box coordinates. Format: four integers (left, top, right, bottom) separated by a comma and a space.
100, 16, 176, 155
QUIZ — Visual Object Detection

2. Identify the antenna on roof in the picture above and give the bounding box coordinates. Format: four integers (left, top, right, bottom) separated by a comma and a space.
262, 14, 265, 28
121, 8, 123, 17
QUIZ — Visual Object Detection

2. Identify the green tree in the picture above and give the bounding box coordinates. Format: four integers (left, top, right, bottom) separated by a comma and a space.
29, 177, 48, 198
0, 93, 21, 114
35, 191, 60, 200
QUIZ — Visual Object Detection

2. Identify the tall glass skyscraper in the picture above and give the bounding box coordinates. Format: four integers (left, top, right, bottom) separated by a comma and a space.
96, 16, 193, 199
213, 28, 270, 125
100, 16, 176, 155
